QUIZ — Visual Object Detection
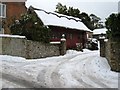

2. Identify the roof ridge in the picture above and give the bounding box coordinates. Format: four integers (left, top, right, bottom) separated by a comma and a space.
29, 6, 82, 22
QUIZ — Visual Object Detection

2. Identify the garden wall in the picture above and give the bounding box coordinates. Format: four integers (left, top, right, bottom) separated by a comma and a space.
106, 41, 120, 72
26, 40, 60, 59
1, 35, 26, 58
100, 39, 120, 72
105, 40, 111, 62
0, 35, 64, 59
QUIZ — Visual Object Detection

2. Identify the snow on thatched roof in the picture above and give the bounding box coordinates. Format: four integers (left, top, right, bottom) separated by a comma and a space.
34, 10, 90, 32
26, 1, 91, 32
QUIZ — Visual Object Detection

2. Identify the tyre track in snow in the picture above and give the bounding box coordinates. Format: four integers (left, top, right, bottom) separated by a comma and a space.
84, 59, 109, 88
61, 53, 98, 88
1, 72, 45, 88
48, 51, 109, 88
71, 53, 110, 88
1, 51, 118, 88
1, 52, 91, 88
44, 52, 98, 88
44, 58, 74, 87
71, 53, 109, 88
1, 61, 47, 88
44, 53, 83, 88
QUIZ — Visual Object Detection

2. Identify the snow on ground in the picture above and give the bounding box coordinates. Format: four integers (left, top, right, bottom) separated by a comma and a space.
0, 49, 118, 88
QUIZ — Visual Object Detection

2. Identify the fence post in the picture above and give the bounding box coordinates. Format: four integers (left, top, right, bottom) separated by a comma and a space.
60, 34, 66, 55
99, 37, 105, 57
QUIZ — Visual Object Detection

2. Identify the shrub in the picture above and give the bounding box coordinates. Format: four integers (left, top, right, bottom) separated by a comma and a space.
105, 13, 120, 40
10, 13, 51, 43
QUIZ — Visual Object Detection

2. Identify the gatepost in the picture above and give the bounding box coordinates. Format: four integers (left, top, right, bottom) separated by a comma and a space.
60, 34, 66, 55
99, 36, 105, 57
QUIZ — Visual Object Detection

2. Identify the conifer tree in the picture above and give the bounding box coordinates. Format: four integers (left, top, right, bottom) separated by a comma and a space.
55, 3, 103, 30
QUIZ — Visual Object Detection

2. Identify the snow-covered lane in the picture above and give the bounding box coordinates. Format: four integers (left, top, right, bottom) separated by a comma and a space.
0, 50, 118, 88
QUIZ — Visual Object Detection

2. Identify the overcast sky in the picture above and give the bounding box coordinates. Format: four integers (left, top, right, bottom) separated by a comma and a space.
26, 0, 119, 22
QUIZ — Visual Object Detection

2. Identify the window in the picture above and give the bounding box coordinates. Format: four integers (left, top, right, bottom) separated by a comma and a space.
51, 32, 61, 39
0, 3, 6, 18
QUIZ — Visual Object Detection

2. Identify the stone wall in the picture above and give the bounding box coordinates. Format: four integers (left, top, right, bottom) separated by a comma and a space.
105, 40, 111, 61
26, 40, 60, 59
99, 39, 105, 57
1, 36, 26, 58
109, 41, 120, 72
0, 35, 64, 59
100, 39, 120, 72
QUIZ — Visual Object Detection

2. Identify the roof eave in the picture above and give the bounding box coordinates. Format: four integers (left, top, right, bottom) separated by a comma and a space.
48, 25, 89, 32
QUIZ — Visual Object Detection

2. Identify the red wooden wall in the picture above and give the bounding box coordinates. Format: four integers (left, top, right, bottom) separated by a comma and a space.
49, 25, 87, 49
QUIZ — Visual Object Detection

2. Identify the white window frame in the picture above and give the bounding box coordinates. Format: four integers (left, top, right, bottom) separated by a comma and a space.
0, 3, 6, 18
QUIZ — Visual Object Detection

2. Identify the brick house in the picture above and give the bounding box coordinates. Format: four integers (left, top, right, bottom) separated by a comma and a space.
0, 0, 27, 34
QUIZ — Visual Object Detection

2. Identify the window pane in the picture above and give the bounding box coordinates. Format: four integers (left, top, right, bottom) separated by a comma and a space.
2, 5, 5, 17
0, 4, 6, 18
0, 4, 1, 17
